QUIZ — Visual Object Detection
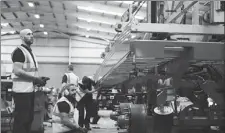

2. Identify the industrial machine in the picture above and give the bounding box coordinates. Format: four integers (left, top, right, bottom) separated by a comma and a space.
94, 1, 224, 133
1, 76, 51, 133
1, 78, 14, 133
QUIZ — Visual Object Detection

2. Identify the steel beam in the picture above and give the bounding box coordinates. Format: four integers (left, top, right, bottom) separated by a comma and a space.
3, 26, 114, 40
1, 18, 116, 34
165, 1, 197, 23
130, 40, 224, 61
131, 23, 224, 35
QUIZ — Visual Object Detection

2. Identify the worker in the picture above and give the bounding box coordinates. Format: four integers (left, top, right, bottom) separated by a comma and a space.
59, 64, 79, 98
77, 76, 99, 130
52, 84, 87, 133
90, 99, 101, 124
11, 29, 46, 133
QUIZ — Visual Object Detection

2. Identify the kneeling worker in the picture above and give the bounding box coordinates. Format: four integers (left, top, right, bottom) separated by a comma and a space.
52, 84, 87, 133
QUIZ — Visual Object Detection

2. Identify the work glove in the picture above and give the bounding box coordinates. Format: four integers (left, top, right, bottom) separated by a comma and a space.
79, 127, 88, 133
41, 76, 50, 86
41, 76, 50, 81
34, 76, 50, 87
34, 77, 45, 86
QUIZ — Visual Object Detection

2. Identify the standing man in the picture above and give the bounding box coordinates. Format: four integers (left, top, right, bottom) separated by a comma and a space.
78, 76, 98, 130
52, 84, 87, 133
11, 29, 46, 133
59, 65, 79, 98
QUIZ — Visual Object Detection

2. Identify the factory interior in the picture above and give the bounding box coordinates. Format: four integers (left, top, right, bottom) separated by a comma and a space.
1, 1, 225, 133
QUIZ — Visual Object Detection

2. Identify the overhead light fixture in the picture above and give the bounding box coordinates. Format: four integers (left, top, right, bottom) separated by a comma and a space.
1, 23, 9, 27
28, 2, 35, 7
77, 17, 114, 25
34, 14, 40, 19
87, 19, 92, 23
86, 28, 91, 31
79, 5, 145, 20
43, 31, 48, 35
9, 31, 16, 34
77, 6, 123, 16
1, 31, 7, 34
85, 35, 89, 38
114, 1, 134, 4
164, 46, 184, 49
40, 24, 44, 28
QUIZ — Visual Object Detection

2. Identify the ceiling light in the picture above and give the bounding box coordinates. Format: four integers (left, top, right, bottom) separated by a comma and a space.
114, 1, 134, 4
77, 6, 123, 16
28, 2, 34, 7
40, 24, 44, 28
77, 17, 114, 25
1, 31, 7, 34
86, 28, 91, 31
85, 35, 89, 38
9, 31, 16, 34
1, 23, 9, 27
164, 46, 183, 49
43, 31, 48, 35
34, 14, 40, 19
87, 19, 92, 22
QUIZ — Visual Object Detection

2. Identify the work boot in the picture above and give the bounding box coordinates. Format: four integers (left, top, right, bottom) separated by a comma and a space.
91, 116, 100, 124
79, 124, 84, 128
85, 124, 91, 130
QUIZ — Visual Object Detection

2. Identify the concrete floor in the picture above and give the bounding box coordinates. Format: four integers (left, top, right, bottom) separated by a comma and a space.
44, 110, 118, 133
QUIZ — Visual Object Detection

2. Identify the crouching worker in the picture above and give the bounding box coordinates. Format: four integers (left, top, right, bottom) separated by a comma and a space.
52, 84, 88, 133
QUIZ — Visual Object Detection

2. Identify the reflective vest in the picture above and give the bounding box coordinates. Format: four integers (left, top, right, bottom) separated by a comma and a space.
11, 45, 38, 93
52, 97, 78, 133
65, 72, 79, 86
63, 73, 86, 102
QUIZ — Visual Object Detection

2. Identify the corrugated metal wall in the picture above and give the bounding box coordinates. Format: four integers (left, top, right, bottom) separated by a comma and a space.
1, 35, 105, 88
38, 63, 99, 88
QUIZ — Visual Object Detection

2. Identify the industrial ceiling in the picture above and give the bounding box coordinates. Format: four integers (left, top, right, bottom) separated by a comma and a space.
1, 1, 147, 41
1, 1, 211, 44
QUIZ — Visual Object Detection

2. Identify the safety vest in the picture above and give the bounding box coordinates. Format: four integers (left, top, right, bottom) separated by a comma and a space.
65, 72, 79, 86
11, 45, 38, 93
64, 73, 86, 102
52, 97, 78, 133
61, 72, 79, 96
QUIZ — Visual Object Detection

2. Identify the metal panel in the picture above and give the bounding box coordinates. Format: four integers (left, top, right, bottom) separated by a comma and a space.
95, 40, 224, 87
131, 23, 224, 35
131, 40, 224, 61
94, 41, 131, 82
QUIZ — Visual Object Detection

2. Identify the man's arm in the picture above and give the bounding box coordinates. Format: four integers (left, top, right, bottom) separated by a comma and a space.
13, 62, 37, 81
60, 75, 68, 94
59, 113, 80, 129
57, 102, 84, 131
12, 48, 37, 81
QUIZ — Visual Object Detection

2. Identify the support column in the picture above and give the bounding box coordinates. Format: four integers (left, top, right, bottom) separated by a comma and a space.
151, 1, 158, 38
143, 1, 151, 40
191, 1, 201, 41
143, 1, 158, 40
147, 1, 151, 23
